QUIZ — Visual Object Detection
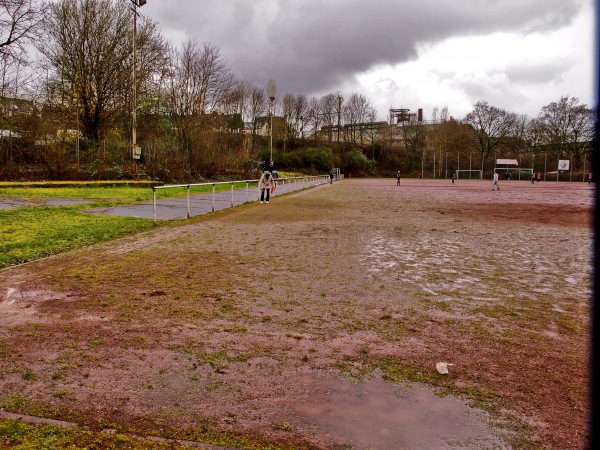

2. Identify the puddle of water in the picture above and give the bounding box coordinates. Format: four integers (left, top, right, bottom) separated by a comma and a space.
0, 198, 91, 209
0, 288, 71, 325
279, 374, 508, 449
1, 289, 65, 305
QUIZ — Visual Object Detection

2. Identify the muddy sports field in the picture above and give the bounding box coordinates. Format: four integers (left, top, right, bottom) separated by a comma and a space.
0, 178, 593, 449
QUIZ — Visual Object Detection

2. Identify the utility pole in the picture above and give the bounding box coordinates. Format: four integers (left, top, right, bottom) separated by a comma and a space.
337, 95, 342, 147
129, 0, 147, 170
269, 96, 275, 164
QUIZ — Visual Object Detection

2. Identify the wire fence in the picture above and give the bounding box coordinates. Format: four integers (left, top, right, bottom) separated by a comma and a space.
151, 175, 342, 223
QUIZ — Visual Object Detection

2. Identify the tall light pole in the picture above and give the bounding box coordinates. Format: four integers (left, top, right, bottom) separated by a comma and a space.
130, 0, 147, 169
269, 96, 275, 165
337, 95, 342, 146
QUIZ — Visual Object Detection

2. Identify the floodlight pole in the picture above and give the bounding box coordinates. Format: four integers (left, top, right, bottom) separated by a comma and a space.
269, 96, 275, 164
129, 0, 147, 169
337, 95, 342, 147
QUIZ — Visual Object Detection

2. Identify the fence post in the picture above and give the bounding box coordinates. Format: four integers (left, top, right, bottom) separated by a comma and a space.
212, 184, 215, 212
231, 183, 234, 207
153, 187, 157, 224
187, 185, 190, 219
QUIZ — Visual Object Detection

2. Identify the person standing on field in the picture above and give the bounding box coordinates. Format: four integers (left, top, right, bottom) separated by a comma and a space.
536, 172, 542, 183
259, 171, 275, 203
396, 170, 401, 186
492, 170, 500, 190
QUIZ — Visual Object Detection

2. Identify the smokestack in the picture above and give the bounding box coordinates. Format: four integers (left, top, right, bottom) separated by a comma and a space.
417, 109, 423, 122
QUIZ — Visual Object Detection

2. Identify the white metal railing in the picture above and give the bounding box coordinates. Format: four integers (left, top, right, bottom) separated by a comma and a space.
151, 175, 337, 223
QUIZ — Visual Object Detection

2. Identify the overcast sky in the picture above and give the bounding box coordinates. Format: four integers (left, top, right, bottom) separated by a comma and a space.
140, 0, 595, 121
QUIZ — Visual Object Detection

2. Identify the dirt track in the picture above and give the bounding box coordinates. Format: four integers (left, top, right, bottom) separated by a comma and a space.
0, 179, 592, 449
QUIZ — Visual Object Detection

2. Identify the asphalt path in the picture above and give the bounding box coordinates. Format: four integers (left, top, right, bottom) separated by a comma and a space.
86, 178, 330, 220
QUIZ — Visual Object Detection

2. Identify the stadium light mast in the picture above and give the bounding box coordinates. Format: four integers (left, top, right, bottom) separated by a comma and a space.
129, 0, 147, 169
337, 95, 342, 146
269, 96, 275, 165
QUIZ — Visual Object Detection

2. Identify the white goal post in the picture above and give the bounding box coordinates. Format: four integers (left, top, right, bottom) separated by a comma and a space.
455, 170, 482, 180
494, 167, 534, 179
494, 159, 533, 180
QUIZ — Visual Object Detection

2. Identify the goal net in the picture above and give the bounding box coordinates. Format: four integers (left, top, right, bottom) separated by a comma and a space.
494, 167, 533, 180
455, 170, 482, 180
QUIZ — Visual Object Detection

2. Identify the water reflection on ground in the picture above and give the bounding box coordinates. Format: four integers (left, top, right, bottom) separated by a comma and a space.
279, 374, 509, 449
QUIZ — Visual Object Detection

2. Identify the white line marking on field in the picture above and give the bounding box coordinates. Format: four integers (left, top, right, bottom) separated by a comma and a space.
2, 288, 16, 306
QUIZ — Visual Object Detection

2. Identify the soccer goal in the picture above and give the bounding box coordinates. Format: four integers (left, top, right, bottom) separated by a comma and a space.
494, 167, 534, 180
494, 159, 534, 180
455, 170, 482, 180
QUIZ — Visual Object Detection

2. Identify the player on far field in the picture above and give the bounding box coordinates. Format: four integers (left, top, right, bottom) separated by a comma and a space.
492, 170, 500, 190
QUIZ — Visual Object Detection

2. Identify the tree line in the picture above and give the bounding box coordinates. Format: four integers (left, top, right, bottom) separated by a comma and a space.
0, 0, 595, 182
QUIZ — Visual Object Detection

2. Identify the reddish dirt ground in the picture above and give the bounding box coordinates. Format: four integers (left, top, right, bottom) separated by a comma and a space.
0, 179, 592, 449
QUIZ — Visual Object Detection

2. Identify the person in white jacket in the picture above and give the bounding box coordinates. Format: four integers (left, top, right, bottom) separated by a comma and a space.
492, 170, 500, 190
258, 171, 275, 203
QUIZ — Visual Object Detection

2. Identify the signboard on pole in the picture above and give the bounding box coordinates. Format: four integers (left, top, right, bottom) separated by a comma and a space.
132, 144, 142, 160
558, 160, 570, 171
496, 159, 518, 166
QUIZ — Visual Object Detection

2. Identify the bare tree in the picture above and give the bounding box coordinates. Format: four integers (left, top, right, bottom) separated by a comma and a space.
281, 93, 293, 150
538, 96, 594, 170
162, 39, 237, 174
0, 0, 45, 168
319, 93, 338, 142
504, 113, 530, 156
245, 84, 265, 154
195, 42, 236, 114
291, 94, 308, 143
281, 93, 308, 148
399, 112, 426, 172
307, 96, 320, 144
343, 92, 375, 145
526, 117, 544, 152
221, 79, 246, 116
39, 0, 166, 141
464, 101, 517, 174
0, 0, 45, 62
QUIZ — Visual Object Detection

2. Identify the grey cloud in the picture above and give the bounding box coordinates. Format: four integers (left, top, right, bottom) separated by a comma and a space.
504, 61, 570, 85
145, 0, 584, 96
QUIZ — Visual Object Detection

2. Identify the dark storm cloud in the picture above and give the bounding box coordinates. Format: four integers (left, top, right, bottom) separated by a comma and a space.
145, 0, 583, 96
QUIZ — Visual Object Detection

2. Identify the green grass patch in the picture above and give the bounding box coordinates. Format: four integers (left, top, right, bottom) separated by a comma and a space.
0, 181, 255, 204
0, 418, 193, 449
372, 358, 430, 384
0, 185, 157, 202
0, 185, 167, 268
0, 183, 273, 269
0, 206, 156, 268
